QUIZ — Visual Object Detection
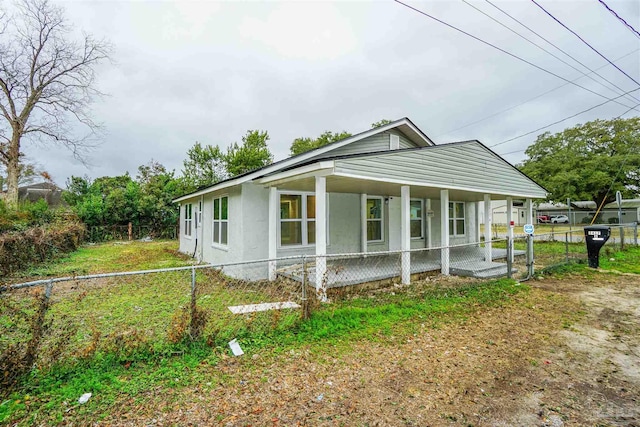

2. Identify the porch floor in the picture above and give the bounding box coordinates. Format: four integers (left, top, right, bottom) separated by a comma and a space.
278, 247, 525, 288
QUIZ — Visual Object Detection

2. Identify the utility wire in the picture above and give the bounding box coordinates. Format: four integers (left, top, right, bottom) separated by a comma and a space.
486, 0, 640, 104
462, 0, 638, 107
393, 0, 640, 113
491, 87, 640, 149
437, 49, 640, 138
531, 0, 640, 87
498, 100, 640, 156
597, 0, 640, 39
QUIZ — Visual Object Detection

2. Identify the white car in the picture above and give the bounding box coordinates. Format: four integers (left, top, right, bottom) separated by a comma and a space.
551, 215, 569, 224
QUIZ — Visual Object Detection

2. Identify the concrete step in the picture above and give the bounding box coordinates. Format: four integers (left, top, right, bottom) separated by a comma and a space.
450, 261, 513, 279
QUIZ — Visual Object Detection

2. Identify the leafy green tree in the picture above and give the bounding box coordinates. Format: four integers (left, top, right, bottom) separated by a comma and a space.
518, 117, 640, 207
371, 119, 394, 128
64, 174, 139, 227
289, 130, 352, 156
180, 142, 226, 192
225, 130, 273, 177
136, 160, 180, 229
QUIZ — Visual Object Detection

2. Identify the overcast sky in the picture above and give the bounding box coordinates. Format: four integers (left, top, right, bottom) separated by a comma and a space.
23, 0, 640, 186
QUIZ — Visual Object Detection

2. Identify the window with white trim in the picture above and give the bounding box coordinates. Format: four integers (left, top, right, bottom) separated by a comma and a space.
367, 197, 383, 242
449, 202, 466, 236
410, 199, 423, 239
280, 193, 317, 246
184, 204, 192, 237
212, 196, 228, 246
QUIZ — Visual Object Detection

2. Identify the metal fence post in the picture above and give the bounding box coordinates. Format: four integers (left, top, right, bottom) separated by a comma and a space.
620, 226, 625, 250
45, 279, 53, 300
527, 234, 534, 278
635, 222, 638, 246
301, 255, 309, 320
506, 236, 512, 279
565, 232, 569, 263
189, 266, 197, 339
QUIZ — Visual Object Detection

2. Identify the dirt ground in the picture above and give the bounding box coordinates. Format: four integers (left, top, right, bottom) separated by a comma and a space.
99, 273, 640, 427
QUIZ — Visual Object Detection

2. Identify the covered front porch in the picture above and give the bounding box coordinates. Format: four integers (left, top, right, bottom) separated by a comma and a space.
260, 171, 537, 298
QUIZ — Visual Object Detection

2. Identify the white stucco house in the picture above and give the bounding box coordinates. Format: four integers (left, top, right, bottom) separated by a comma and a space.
174, 118, 547, 289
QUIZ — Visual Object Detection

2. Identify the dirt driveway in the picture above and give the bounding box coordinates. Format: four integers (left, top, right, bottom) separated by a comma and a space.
104, 273, 640, 426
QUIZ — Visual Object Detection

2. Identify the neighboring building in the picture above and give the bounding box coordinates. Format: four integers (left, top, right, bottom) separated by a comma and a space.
18, 182, 64, 207
174, 118, 547, 286
482, 200, 527, 225
537, 200, 639, 224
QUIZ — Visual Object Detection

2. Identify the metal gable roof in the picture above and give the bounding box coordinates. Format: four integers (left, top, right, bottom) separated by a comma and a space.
173, 117, 434, 202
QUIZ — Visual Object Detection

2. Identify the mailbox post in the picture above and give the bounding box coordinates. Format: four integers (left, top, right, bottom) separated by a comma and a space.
584, 226, 611, 268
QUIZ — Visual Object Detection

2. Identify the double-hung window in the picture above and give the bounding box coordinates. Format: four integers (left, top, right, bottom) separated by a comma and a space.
366, 197, 383, 242
184, 204, 192, 237
280, 193, 316, 246
449, 202, 466, 236
212, 196, 228, 246
410, 199, 423, 239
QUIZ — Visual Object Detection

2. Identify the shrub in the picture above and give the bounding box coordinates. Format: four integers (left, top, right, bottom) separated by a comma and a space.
0, 221, 86, 276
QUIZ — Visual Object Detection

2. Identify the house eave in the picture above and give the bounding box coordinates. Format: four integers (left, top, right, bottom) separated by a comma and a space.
331, 171, 548, 199
172, 118, 435, 204
256, 161, 335, 186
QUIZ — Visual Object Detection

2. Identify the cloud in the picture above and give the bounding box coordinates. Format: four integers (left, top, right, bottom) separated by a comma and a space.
18, 0, 638, 187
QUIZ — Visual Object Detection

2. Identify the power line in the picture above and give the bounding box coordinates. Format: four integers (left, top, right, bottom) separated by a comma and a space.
531, 0, 640, 87
597, 0, 640, 39
490, 87, 640, 149
486, 0, 640, 104
498, 98, 637, 157
436, 49, 640, 139
393, 0, 640, 114
462, 0, 638, 106
497, 101, 640, 161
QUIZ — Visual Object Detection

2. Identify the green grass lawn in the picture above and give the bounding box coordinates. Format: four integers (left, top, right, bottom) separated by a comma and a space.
1, 239, 639, 425
9, 240, 192, 280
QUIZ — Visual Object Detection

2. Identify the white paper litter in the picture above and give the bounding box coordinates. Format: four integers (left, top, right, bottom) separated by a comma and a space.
78, 393, 92, 404
229, 338, 244, 356
228, 301, 300, 314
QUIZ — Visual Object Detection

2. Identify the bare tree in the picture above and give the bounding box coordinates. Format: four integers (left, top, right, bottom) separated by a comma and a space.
0, 0, 111, 207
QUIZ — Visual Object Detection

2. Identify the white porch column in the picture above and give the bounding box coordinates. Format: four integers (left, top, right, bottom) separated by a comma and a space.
484, 194, 492, 262
525, 198, 533, 224
440, 189, 450, 275
361, 193, 368, 253
401, 186, 411, 284
506, 197, 514, 263
268, 186, 278, 281
315, 176, 327, 301
426, 198, 432, 248
475, 201, 481, 245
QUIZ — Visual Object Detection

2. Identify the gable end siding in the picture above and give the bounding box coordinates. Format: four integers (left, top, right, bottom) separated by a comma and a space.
333, 143, 546, 197
306, 130, 420, 162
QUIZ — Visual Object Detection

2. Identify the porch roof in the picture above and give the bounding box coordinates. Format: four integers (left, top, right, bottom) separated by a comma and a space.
257, 141, 547, 200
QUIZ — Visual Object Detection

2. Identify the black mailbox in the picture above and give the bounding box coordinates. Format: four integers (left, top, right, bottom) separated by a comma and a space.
584, 226, 611, 268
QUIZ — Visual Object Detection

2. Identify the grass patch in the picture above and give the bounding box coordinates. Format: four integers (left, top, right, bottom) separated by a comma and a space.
599, 246, 640, 274
10, 240, 190, 280
1, 278, 525, 425
3, 238, 639, 425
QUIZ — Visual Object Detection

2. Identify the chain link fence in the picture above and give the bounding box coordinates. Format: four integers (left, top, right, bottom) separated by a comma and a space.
0, 264, 305, 389
3, 224, 637, 389
523, 223, 638, 273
